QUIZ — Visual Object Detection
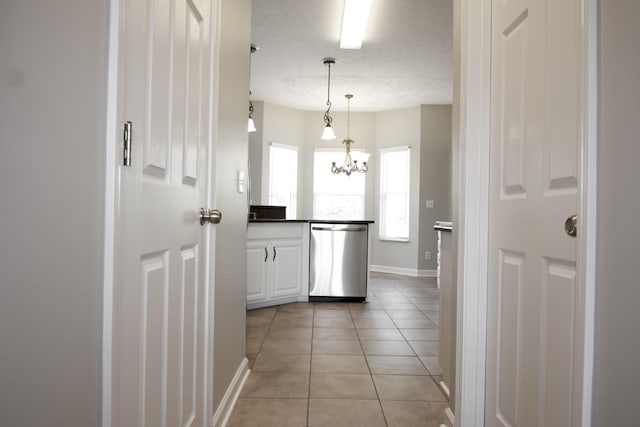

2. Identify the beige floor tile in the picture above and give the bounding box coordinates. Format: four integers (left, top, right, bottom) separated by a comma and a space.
311, 354, 369, 373
393, 318, 438, 329
246, 337, 263, 354
314, 309, 352, 319
308, 399, 386, 427
349, 309, 391, 319
366, 355, 429, 375
246, 324, 270, 340
240, 372, 310, 398
252, 353, 311, 373
413, 302, 440, 311
387, 310, 427, 319
361, 340, 415, 356
277, 302, 315, 313
313, 302, 349, 310
260, 337, 311, 354
356, 328, 405, 341
312, 327, 358, 340
271, 316, 313, 329
227, 398, 308, 427
400, 328, 439, 341
372, 374, 447, 401
266, 327, 312, 340
354, 317, 397, 329
313, 317, 355, 328
246, 316, 273, 327
380, 400, 449, 427
381, 303, 416, 311
312, 339, 363, 355
349, 301, 385, 310
408, 340, 439, 357
246, 306, 278, 318
309, 373, 377, 399
419, 356, 444, 376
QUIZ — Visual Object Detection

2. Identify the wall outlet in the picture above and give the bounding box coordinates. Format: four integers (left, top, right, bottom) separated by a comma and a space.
425, 200, 434, 208
425, 251, 431, 260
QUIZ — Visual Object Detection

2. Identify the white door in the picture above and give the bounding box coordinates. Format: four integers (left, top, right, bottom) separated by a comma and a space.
486, 0, 583, 425
113, 0, 215, 425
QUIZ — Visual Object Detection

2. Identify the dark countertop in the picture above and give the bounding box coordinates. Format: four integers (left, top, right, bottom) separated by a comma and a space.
434, 220, 453, 232
249, 219, 374, 224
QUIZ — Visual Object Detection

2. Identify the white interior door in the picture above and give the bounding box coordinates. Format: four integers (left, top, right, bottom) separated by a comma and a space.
113, 0, 214, 425
486, 0, 583, 425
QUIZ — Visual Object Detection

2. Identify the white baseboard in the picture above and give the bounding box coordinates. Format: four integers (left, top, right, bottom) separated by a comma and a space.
445, 406, 455, 426
212, 357, 250, 427
370, 265, 437, 278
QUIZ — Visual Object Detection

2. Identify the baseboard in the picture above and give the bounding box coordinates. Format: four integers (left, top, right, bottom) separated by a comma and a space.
212, 357, 250, 427
370, 265, 437, 278
444, 406, 455, 426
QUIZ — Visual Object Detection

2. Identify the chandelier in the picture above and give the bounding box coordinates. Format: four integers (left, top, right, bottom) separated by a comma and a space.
331, 94, 370, 175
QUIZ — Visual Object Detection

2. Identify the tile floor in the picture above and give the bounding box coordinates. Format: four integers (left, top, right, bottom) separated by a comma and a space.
227, 272, 451, 427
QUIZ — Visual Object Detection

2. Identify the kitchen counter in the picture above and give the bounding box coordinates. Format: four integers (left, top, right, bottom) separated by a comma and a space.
249, 219, 374, 224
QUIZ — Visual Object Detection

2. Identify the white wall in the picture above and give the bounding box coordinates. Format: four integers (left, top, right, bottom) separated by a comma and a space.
0, 0, 106, 424
593, 1, 640, 424
212, 0, 252, 410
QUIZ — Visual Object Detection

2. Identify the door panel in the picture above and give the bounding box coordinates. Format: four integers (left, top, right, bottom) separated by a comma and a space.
114, 0, 213, 426
487, 0, 581, 425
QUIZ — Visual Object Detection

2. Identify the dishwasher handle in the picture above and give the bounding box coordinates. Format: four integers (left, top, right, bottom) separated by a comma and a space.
311, 225, 367, 232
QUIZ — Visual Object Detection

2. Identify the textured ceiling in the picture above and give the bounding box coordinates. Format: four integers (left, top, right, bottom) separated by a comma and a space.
250, 0, 453, 112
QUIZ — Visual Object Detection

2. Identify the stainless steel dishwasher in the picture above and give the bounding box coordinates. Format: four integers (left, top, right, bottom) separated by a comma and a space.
309, 222, 369, 301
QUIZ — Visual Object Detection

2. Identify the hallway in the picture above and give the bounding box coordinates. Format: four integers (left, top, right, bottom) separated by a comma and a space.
227, 273, 450, 426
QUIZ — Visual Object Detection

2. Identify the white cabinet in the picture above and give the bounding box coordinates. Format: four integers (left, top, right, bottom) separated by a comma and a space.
246, 223, 308, 309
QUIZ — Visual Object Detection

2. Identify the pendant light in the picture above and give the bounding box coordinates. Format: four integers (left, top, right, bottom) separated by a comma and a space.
248, 45, 258, 133
331, 94, 370, 175
321, 58, 336, 140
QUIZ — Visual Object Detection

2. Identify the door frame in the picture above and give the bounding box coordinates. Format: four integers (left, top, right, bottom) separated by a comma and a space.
101, 0, 221, 425
455, 0, 598, 425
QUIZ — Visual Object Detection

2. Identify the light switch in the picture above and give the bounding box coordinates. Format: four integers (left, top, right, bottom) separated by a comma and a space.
426, 200, 434, 208
237, 170, 245, 193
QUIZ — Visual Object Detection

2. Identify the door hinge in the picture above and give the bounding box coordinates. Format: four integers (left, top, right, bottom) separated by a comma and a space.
123, 121, 132, 167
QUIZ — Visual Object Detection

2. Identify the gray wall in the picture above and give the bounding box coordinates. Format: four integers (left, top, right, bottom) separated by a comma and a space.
418, 105, 452, 271
213, 0, 252, 410
371, 107, 423, 272
593, 1, 640, 424
0, 0, 106, 425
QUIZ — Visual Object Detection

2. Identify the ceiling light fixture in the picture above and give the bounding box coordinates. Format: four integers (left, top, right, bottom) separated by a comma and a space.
248, 45, 258, 133
321, 58, 337, 140
332, 94, 370, 175
340, 0, 372, 49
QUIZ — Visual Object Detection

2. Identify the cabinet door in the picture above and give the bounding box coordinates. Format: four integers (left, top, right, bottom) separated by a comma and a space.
246, 240, 269, 303
270, 239, 303, 299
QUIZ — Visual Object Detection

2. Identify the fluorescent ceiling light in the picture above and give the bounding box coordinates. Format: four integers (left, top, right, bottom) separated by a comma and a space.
340, 0, 372, 49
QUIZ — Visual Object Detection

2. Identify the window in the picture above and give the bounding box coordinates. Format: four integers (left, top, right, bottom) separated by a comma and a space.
379, 146, 410, 240
269, 143, 298, 219
313, 149, 365, 220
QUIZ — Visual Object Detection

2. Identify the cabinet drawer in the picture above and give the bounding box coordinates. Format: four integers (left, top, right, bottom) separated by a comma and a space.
247, 223, 305, 240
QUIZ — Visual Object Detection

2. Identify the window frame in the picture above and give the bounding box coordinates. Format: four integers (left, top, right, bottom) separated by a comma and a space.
378, 145, 411, 241
268, 142, 299, 219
